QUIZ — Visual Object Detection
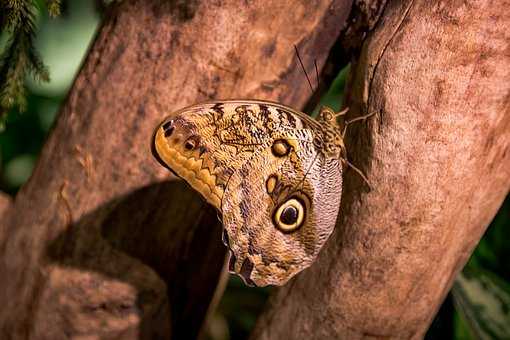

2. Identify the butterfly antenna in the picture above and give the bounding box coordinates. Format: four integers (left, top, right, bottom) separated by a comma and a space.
294, 45, 314, 95
314, 59, 320, 92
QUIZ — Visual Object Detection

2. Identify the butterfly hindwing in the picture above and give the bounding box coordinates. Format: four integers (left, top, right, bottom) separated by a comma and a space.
222, 128, 342, 286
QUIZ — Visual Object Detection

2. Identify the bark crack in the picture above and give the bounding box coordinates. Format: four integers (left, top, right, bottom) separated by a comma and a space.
366, 0, 415, 110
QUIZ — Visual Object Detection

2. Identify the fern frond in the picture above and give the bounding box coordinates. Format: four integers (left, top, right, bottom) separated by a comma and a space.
45, 0, 61, 18
0, 0, 54, 124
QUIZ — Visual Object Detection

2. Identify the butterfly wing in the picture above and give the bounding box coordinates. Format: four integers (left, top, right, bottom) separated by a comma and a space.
153, 100, 342, 286
222, 128, 342, 286
154, 101, 265, 208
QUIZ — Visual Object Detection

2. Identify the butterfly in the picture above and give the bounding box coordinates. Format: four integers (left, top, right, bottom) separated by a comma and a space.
152, 99, 371, 287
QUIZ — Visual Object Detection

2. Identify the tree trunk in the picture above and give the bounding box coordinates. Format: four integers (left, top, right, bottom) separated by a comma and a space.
250, 0, 510, 339
0, 193, 10, 219
0, 0, 351, 338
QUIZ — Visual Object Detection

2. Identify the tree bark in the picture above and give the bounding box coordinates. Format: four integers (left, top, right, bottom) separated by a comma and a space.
250, 0, 510, 339
0, 0, 351, 339
0, 192, 10, 218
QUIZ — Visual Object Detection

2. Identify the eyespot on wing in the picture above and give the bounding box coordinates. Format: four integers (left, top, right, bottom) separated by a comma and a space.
221, 130, 343, 286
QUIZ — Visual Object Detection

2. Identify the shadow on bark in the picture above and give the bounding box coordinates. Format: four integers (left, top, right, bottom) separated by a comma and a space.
45, 180, 225, 339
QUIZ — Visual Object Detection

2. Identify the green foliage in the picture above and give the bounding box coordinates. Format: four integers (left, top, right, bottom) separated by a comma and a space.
45, 0, 61, 18
314, 64, 349, 115
0, 0, 60, 130
453, 267, 510, 339
450, 196, 510, 340
469, 198, 510, 283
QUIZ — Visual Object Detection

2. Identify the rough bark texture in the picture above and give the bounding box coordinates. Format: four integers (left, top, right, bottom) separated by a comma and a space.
0, 192, 10, 219
0, 0, 351, 339
251, 0, 510, 339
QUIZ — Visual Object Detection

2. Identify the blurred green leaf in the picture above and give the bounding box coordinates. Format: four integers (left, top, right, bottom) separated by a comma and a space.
454, 310, 474, 340
311, 64, 350, 118
453, 268, 510, 340
27, 1, 99, 96
3, 153, 35, 187
469, 197, 510, 283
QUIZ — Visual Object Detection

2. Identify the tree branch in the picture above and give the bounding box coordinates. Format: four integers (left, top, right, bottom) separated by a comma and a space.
0, 0, 353, 338
0, 192, 11, 219
250, 0, 510, 338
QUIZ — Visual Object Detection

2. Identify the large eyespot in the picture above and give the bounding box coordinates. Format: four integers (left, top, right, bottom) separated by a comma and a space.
273, 198, 305, 232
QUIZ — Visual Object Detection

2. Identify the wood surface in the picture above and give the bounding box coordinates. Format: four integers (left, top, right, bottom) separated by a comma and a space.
0, 0, 352, 338
250, 0, 510, 339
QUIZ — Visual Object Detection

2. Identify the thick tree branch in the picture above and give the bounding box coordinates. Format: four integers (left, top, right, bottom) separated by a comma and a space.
0, 0, 352, 338
0, 192, 11, 254
251, 0, 510, 339
303, 0, 388, 115
0, 192, 11, 219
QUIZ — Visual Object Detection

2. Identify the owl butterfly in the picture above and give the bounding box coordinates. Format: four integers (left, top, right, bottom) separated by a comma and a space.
153, 100, 354, 287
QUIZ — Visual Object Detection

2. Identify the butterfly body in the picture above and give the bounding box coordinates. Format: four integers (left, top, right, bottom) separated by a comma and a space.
153, 100, 345, 286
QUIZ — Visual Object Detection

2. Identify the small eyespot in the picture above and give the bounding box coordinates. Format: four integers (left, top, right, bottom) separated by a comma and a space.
266, 174, 278, 194
273, 197, 305, 232
272, 139, 291, 157
162, 120, 173, 130
185, 139, 196, 150
162, 120, 174, 137
184, 135, 200, 151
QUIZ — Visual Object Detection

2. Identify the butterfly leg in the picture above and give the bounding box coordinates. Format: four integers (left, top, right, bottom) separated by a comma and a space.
342, 110, 377, 138
335, 107, 349, 117
341, 158, 372, 189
